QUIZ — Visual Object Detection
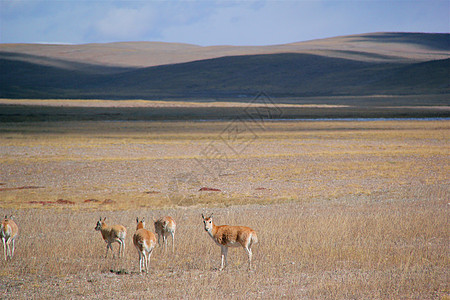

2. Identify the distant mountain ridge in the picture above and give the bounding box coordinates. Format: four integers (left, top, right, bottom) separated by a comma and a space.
1, 32, 449, 100
2, 32, 449, 68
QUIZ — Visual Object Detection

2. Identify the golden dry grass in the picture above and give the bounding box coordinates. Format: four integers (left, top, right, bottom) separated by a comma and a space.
0, 120, 449, 299
0, 200, 447, 299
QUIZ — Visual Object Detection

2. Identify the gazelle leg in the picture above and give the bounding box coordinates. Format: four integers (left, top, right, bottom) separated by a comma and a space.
7, 240, 12, 259
138, 251, 142, 273
144, 253, 147, 273
117, 239, 124, 258
147, 248, 153, 273
143, 251, 147, 273
245, 247, 253, 270
106, 243, 112, 258
171, 232, 175, 253
142, 251, 146, 273
224, 247, 228, 268
2, 238, 6, 261
220, 246, 228, 271
10, 239, 15, 259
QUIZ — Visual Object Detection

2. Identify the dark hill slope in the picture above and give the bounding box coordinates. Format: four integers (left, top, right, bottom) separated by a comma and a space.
98, 53, 396, 98
371, 58, 450, 93
1, 52, 448, 100
350, 32, 450, 51
0, 57, 100, 99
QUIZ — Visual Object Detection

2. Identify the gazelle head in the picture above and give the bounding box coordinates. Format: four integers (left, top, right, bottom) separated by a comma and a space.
95, 217, 106, 231
202, 213, 213, 232
136, 217, 145, 229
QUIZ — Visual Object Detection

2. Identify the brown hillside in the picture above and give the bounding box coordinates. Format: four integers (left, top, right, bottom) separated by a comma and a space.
1, 32, 448, 68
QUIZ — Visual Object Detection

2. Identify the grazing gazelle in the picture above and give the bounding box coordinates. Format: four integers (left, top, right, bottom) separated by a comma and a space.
133, 217, 157, 273
154, 216, 176, 253
202, 214, 258, 271
1, 216, 18, 260
94, 217, 127, 258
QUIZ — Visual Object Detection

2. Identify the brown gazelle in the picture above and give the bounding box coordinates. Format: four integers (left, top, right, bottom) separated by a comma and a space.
133, 217, 157, 273
154, 216, 176, 253
1, 216, 18, 260
202, 214, 258, 271
94, 217, 127, 258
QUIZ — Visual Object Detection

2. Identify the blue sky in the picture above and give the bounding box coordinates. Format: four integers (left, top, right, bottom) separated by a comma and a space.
1, 0, 449, 46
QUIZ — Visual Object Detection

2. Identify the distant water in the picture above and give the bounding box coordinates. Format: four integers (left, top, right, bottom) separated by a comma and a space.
266, 117, 450, 122
102, 117, 450, 123
194, 117, 450, 122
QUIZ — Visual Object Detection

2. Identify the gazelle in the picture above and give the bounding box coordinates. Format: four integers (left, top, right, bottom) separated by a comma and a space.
1, 216, 18, 260
154, 216, 176, 253
133, 217, 157, 273
94, 217, 126, 258
202, 214, 258, 271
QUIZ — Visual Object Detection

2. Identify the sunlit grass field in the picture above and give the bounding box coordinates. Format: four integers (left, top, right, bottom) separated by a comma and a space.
0, 120, 448, 299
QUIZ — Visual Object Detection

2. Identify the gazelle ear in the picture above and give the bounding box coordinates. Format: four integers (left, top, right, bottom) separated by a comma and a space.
103, 217, 106, 222
136, 217, 139, 223
201, 213, 205, 219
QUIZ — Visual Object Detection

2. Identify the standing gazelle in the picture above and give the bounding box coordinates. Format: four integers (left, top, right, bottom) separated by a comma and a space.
1, 216, 18, 260
133, 217, 157, 273
154, 216, 176, 253
94, 217, 127, 258
202, 214, 258, 271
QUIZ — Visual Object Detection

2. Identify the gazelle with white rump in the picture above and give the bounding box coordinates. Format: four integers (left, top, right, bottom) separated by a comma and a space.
133, 217, 157, 273
154, 216, 176, 253
1, 216, 18, 260
202, 213, 258, 271
94, 217, 127, 258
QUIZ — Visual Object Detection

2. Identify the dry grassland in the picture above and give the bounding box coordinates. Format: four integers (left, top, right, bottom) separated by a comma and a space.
0, 120, 448, 299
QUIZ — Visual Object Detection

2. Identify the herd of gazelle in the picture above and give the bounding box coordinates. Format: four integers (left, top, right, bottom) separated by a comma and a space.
97, 214, 258, 273
1, 214, 257, 273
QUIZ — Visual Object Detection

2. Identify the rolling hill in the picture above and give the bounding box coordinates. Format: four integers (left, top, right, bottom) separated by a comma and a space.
0, 32, 449, 101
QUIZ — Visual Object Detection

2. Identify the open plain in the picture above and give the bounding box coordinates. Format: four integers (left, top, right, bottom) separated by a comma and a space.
0, 117, 448, 299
